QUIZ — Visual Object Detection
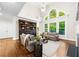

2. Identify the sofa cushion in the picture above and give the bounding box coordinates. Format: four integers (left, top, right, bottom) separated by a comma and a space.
41, 32, 59, 41
48, 32, 58, 36
47, 35, 58, 41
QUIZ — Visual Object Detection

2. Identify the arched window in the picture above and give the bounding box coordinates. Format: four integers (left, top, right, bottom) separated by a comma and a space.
49, 9, 57, 18
59, 11, 65, 16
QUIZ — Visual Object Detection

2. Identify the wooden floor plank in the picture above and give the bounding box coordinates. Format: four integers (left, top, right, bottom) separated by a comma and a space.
0, 39, 34, 57
0, 39, 75, 57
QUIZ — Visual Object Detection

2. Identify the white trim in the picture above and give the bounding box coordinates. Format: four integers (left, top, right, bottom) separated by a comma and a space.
0, 37, 13, 39
12, 37, 19, 40
18, 16, 37, 23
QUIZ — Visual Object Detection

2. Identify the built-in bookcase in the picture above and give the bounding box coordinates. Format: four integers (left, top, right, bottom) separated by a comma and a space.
18, 19, 36, 40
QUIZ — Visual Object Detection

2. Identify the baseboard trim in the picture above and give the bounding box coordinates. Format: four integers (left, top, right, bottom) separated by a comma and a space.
0, 37, 13, 40
13, 37, 19, 40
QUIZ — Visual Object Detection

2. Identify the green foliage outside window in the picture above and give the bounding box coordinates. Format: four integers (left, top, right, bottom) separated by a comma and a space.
49, 23, 56, 32
49, 9, 57, 18
45, 10, 65, 19
59, 11, 65, 16
59, 21, 65, 35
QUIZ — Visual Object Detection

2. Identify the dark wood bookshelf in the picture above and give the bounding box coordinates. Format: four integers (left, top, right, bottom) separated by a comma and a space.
18, 19, 36, 40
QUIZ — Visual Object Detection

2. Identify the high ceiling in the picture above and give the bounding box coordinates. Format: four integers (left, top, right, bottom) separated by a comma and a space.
0, 2, 25, 16
0, 2, 50, 16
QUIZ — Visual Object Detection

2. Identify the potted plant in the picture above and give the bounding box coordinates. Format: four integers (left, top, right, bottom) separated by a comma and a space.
34, 36, 41, 44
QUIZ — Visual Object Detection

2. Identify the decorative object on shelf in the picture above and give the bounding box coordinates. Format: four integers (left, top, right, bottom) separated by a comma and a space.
49, 23, 56, 32
25, 22, 28, 24
59, 21, 65, 35
22, 27, 24, 29
59, 11, 65, 16
49, 9, 57, 19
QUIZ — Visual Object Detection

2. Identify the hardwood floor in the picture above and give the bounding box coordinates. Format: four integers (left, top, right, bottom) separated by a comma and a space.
0, 38, 75, 57
55, 40, 75, 57
0, 39, 34, 57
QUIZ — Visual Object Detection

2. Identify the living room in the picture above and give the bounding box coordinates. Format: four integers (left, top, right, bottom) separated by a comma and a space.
0, 2, 78, 57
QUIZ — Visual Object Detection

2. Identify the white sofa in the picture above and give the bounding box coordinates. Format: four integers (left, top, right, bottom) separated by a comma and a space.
20, 33, 35, 52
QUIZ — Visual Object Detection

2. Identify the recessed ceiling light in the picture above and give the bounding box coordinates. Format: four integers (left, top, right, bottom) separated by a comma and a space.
41, 7, 45, 12
41, 3, 46, 12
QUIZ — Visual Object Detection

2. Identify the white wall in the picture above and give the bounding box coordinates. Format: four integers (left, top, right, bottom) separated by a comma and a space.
0, 15, 19, 40
12, 17, 19, 40
39, 2, 78, 41
77, 22, 79, 33
0, 15, 13, 39
18, 3, 41, 20
0, 14, 19, 40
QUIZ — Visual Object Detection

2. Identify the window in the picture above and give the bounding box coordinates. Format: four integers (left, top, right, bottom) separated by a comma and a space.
45, 24, 48, 32
44, 9, 66, 34
59, 21, 65, 35
49, 9, 57, 18
49, 23, 56, 32
59, 11, 65, 16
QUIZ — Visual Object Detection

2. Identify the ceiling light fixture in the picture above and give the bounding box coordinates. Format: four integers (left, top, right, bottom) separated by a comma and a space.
41, 7, 45, 12
41, 2, 46, 12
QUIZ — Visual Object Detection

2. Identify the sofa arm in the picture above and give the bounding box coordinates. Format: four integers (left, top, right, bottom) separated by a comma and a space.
28, 40, 36, 45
